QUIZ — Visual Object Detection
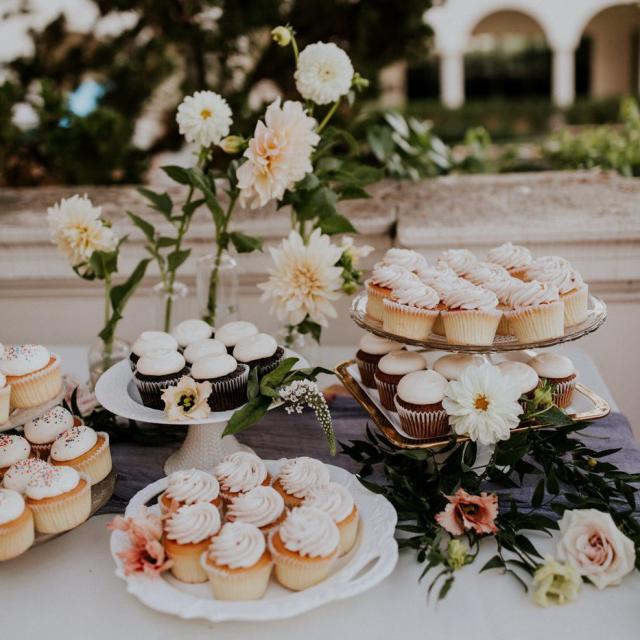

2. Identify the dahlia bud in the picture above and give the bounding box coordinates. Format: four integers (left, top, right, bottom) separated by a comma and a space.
271, 26, 292, 47
219, 135, 245, 154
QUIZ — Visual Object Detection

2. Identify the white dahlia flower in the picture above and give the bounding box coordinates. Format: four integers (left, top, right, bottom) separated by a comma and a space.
176, 90, 232, 147
295, 42, 354, 105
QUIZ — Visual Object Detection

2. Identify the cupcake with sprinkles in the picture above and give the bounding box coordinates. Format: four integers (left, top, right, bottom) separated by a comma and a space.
0, 488, 35, 561
2, 458, 51, 493
0, 435, 31, 481
23, 405, 74, 459
0, 371, 10, 424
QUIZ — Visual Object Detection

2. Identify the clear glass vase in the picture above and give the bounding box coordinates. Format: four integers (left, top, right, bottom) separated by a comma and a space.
279, 326, 320, 367
88, 336, 130, 388
196, 253, 240, 327
151, 281, 189, 332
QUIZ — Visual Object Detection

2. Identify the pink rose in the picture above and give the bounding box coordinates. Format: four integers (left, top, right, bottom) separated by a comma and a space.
435, 488, 499, 536
556, 509, 636, 589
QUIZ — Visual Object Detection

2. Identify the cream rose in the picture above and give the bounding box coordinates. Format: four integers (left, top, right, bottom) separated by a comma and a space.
556, 509, 636, 589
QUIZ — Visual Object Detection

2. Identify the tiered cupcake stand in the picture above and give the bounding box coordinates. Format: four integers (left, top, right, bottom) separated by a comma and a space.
335, 290, 611, 449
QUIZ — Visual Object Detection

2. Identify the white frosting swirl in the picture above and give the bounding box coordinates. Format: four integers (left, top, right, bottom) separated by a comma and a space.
165, 468, 220, 504
397, 369, 447, 404
0, 435, 30, 468
278, 506, 339, 558
377, 350, 426, 376
481, 276, 521, 304
233, 333, 278, 362
305, 482, 355, 523
50, 426, 98, 461
382, 248, 426, 271
390, 280, 439, 309
208, 521, 266, 569
486, 242, 532, 270
136, 349, 185, 376
439, 249, 477, 275
215, 321, 258, 348
496, 361, 539, 394
171, 319, 212, 348
227, 486, 284, 528
417, 262, 458, 285
433, 354, 485, 381
183, 338, 226, 364
428, 275, 472, 298
508, 280, 560, 308
165, 502, 221, 544
528, 353, 576, 379
358, 334, 403, 355
442, 284, 498, 310
215, 452, 267, 493
2, 458, 50, 493
369, 263, 414, 288
463, 261, 510, 285
0, 344, 50, 376
524, 256, 583, 294
191, 354, 238, 380
24, 406, 74, 444
277, 457, 330, 498
132, 331, 178, 357
26, 465, 80, 500
0, 489, 25, 525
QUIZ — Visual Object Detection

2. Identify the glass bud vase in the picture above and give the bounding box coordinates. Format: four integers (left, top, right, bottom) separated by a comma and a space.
88, 336, 130, 388
196, 253, 240, 327
151, 281, 189, 332
279, 326, 320, 367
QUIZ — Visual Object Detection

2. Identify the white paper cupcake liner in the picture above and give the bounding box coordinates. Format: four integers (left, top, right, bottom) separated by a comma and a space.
382, 299, 438, 340
201, 553, 273, 600
506, 300, 565, 342
496, 304, 513, 336
394, 395, 450, 439
165, 539, 212, 583
337, 508, 359, 556
365, 281, 389, 321
9, 354, 63, 409
373, 375, 399, 412
441, 309, 502, 346
562, 285, 589, 326
0, 507, 34, 561
0, 385, 10, 425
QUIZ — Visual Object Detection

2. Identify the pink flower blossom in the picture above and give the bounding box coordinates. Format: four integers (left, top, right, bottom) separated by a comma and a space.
435, 488, 499, 536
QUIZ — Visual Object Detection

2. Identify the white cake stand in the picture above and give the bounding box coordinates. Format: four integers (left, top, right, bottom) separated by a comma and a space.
94, 350, 307, 474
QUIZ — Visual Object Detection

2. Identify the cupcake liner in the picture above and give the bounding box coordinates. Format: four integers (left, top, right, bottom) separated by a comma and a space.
506, 300, 565, 343
551, 378, 577, 409
441, 309, 502, 346
373, 375, 399, 412
28, 475, 91, 534
337, 507, 359, 556
355, 356, 378, 388
432, 313, 445, 336
206, 365, 250, 412
9, 354, 63, 409
165, 538, 211, 583
496, 305, 513, 336
562, 285, 589, 326
0, 507, 35, 561
134, 369, 189, 410
382, 299, 438, 340
365, 281, 389, 321
51, 433, 112, 485
0, 385, 10, 425
394, 395, 450, 439
201, 553, 273, 600
255, 348, 285, 378
30, 442, 53, 460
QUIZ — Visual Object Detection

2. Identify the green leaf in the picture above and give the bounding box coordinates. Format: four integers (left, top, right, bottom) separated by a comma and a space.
480, 555, 506, 572
531, 478, 546, 508
156, 236, 176, 248
167, 248, 191, 272
161, 165, 191, 185
247, 367, 260, 401
229, 231, 263, 254
259, 358, 298, 393
317, 212, 357, 235
126, 211, 155, 242
138, 187, 172, 219
296, 318, 322, 343
183, 198, 205, 217
186, 168, 225, 229
223, 396, 271, 437
336, 184, 371, 200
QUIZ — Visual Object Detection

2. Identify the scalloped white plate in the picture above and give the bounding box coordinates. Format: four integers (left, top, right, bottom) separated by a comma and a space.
110, 460, 398, 622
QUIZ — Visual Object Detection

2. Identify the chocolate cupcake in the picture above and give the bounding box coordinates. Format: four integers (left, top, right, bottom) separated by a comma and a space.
215, 321, 258, 354
171, 319, 213, 352
355, 333, 404, 388
374, 350, 426, 412
528, 353, 577, 409
133, 350, 188, 410
129, 331, 178, 371
233, 334, 284, 378
191, 354, 249, 412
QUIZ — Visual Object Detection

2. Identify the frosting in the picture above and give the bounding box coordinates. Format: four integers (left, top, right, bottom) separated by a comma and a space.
132, 331, 178, 357
0, 435, 30, 468
164, 502, 221, 544
26, 465, 80, 500
227, 485, 284, 528
276, 457, 330, 498
358, 334, 403, 355
208, 522, 266, 569
463, 261, 510, 286
438, 249, 477, 275
524, 256, 584, 294
369, 263, 414, 289
191, 354, 238, 380
417, 262, 459, 285
278, 506, 339, 558
508, 280, 560, 308
390, 280, 439, 309
0, 344, 50, 376
233, 333, 278, 362
305, 482, 355, 523
481, 276, 521, 304
171, 319, 212, 348
2, 458, 50, 493
215, 321, 259, 348
382, 248, 426, 271
486, 242, 532, 270
24, 406, 74, 444
442, 284, 498, 311
0, 489, 25, 525
165, 468, 220, 504
135, 349, 185, 376
215, 452, 267, 493
183, 338, 226, 364
496, 361, 539, 394
50, 426, 98, 462
528, 353, 576, 379
397, 370, 448, 404
429, 275, 473, 298
377, 350, 426, 376
433, 354, 485, 381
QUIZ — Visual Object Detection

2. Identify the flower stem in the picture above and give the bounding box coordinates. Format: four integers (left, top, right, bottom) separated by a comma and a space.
291, 32, 299, 65
317, 99, 340, 134
102, 273, 113, 373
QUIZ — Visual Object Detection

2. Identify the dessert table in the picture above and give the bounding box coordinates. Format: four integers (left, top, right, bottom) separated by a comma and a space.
1, 345, 638, 640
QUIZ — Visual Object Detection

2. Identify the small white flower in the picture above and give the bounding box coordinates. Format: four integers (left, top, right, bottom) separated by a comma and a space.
442, 363, 522, 445
176, 90, 232, 147
11, 102, 39, 130
295, 42, 354, 105
340, 236, 373, 266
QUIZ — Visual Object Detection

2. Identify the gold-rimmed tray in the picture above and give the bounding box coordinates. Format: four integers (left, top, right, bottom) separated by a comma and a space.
335, 360, 611, 450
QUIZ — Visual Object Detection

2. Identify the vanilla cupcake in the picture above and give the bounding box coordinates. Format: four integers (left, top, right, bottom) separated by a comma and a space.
129, 331, 178, 371
0, 345, 62, 409
393, 370, 449, 440
479, 275, 522, 336
272, 457, 330, 509
215, 321, 259, 354
159, 468, 222, 515
355, 333, 404, 388
214, 452, 269, 503
438, 249, 477, 277
171, 319, 213, 350
191, 354, 249, 411
25, 465, 91, 534
305, 482, 359, 555
0, 489, 34, 561
382, 279, 440, 340
365, 263, 414, 321
0, 372, 10, 424
202, 521, 273, 600
433, 354, 485, 381
226, 485, 286, 534
463, 261, 510, 286
164, 502, 221, 583
0, 435, 31, 481
49, 426, 112, 485
374, 350, 426, 411
183, 338, 226, 365
497, 361, 539, 408
528, 353, 577, 409
268, 506, 339, 591
506, 281, 565, 342
23, 405, 74, 459
382, 248, 426, 272
2, 458, 51, 493
418, 269, 465, 336
133, 349, 188, 410
486, 242, 532, 279
233, 333, 285, 377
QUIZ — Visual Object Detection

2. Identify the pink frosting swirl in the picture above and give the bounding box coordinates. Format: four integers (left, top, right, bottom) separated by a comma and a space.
438, 249, 477, 275
486, 242, 532, 270
508, 280, 560, 308
442, 284, 498, 311
369, 263, 414, 289
524, 256, 583, 294
390, 279, 439, 309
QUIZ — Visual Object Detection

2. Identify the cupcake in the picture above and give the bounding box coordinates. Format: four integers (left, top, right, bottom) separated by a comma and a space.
23, 405, 74, 459
183, 338, 226, 366
382, 248, 426, 272
305, 482, 359, 555
433, 354, 485, 381
506, 281, 565, 342
462, 261, 510, 286
215, 321, 259, 354
133, 349, 188, 410
438, 249, 477, 277
382, 279, 440, 340
0, 435, 31, 481
268, 506, 339, 591
478, 275, 522, 336
49, 426, 112, 485
272, 457, 330, 509
486, 242, 532, 279
25, 465, 91, 534
365, 263, 414, 321
164, 502, 221, 583
129, 331, 178, 371
418, 269, 466, 336
0, 372, 10, 424
355, 333, 404, 388
497, 361, 539, 410
159, 468, 222, 515
233, 333, 285, 377
190, 354, 249, 412
201, 521, 273, 600
374, 350, 426, 411
528, 353, 577, 409
0, 345, 62, 409
2, 458, 51, 493
171, 319, 213, 351
0, 489, 34, 561
393, 370, 449, 439
225, 485, 286, 534
214, 452, 270, 503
